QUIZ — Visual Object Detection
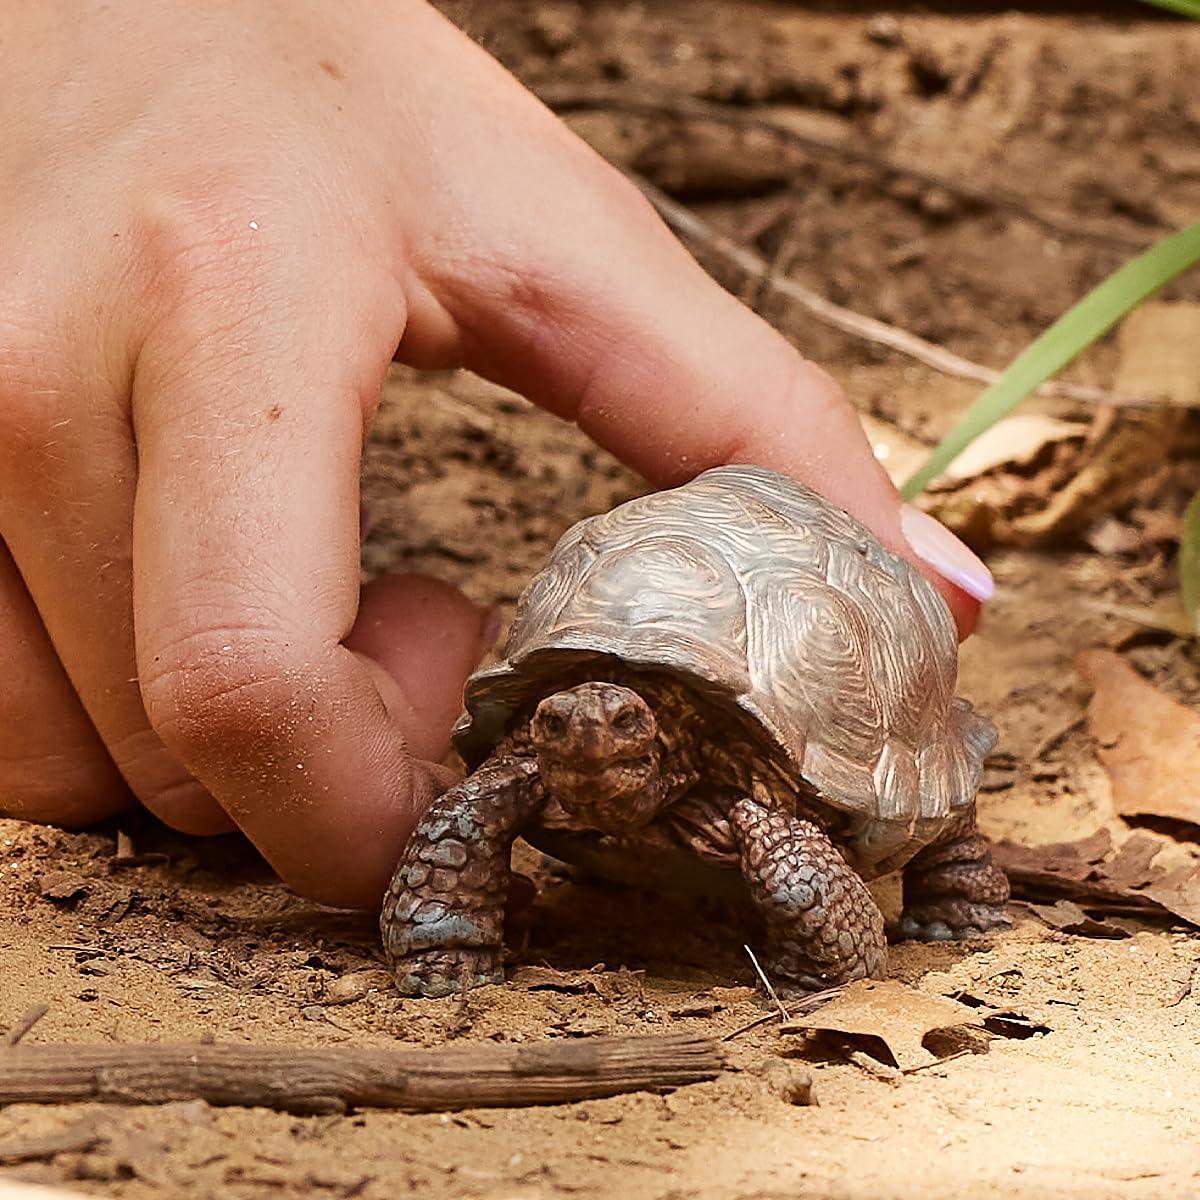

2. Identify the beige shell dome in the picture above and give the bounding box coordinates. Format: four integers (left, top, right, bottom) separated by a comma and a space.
454, 466, 996, 869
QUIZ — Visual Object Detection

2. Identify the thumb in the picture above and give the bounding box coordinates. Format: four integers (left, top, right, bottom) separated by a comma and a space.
345, 573, 497, 763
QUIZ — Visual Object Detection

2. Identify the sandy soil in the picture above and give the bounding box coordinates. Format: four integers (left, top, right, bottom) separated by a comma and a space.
3, 4, 1200, 1198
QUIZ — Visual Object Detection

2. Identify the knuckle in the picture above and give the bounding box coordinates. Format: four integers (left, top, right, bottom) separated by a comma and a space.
136, 174, 263, 280
131, 176, 290, 336
139, 627, 322, 766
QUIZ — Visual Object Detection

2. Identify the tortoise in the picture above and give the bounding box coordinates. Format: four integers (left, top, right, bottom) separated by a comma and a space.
381, 465, 1009, 998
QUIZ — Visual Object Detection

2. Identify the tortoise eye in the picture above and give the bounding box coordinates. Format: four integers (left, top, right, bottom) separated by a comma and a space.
538, 712, 567, 737
612, 709, 640, 734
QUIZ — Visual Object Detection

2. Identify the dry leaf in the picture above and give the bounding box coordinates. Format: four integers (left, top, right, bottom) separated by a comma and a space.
780, 979, 985, 1071
1029, 899, 1131, 939
1079, 648, 1200, 828
510, 965, 644, 1003
926, 406, 1181, 548
993, 827, 1200, 930
936, 414, 1086, 483
1142, 868, 1200, 927
1081, 597, 1196, 640
1112, 301, 1200, 410
36, 871, 90, 903
510, 966, 600, 993
991, 828, 1112, 885
1103, 833, 1165, 890
924, 304, 1200, 549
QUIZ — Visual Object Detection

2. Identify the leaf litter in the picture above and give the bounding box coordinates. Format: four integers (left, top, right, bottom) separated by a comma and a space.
1078, 647, 1200, 829
779, 979, 1039, 1072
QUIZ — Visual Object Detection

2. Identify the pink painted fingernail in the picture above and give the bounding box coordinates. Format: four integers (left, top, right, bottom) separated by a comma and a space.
899, 505, 995, 602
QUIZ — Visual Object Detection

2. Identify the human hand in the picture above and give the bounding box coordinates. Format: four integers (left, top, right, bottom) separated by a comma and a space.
0, 0, 991, 907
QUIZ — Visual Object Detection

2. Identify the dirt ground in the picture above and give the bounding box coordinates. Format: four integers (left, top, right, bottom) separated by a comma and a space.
4, 3, 1200, 1198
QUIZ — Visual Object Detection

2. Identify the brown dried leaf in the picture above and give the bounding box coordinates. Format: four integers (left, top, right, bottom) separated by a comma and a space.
1082, 598, 1196, 640
511, 966, 603, 994
1029, 899, 1131, 939
1103, 833, 1166, 890
926, 302, 1200, 551
935, 414, 1086, 484
780, 979, 984, 1071
991, 828, 1112, 885
994, 826, 1200, 930
1142, 868, 1200, 927
1079, 648, 1200, 828
36, 871, 90, 903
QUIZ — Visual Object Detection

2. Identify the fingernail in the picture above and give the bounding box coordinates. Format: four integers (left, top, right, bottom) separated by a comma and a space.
899, 505, 995, 602
479, 606, 504, 653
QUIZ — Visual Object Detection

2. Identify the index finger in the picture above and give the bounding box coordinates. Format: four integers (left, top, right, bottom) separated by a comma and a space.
395, 38, 991, 632
129, 265, 481, 908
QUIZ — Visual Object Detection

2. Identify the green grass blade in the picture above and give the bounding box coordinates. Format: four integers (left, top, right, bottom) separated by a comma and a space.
1136, 0, 1200, 17
1181, 491, 1200, 632
901, 223, 1200, 499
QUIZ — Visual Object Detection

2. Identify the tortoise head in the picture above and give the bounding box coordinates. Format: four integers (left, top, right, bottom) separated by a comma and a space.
529, 682, 665, 832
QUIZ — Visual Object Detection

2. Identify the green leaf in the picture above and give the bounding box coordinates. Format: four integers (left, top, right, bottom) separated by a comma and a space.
901, 223, 1200, 499
1136, 0, 1200, 17
1181, 490, 1200, 633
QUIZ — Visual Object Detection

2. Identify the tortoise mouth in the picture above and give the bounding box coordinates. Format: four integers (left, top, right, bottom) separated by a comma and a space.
538, 752, 663, 831
540, 751, 656, 791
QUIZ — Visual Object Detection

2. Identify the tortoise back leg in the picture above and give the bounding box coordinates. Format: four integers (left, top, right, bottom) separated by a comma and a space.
897, 804, 1010, 941
729, 797, 886, 992
380, 755, 544, 998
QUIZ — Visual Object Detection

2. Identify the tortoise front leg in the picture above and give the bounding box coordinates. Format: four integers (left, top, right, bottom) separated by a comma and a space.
381, 756, 544, 998
897, 804, 1010, 941
730, 798, 886, 992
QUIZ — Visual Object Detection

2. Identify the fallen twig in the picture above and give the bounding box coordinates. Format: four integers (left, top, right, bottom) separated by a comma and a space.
4, 1005, 49, 1047
721, 985, 844, 1042
542, 84, 1161, 252
0, 1034, 723, 1115
743, 945, 788, 1021
902, 1048, 973, 1075
629, 172, 1155, 410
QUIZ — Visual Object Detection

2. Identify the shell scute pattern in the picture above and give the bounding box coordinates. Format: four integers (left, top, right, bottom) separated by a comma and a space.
456, 465, 994, 862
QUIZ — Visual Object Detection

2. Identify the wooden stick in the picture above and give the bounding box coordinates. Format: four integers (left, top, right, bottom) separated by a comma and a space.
541, 84, 1160, 252
0, 1034, 722, 1116
630, 173, 1155, 410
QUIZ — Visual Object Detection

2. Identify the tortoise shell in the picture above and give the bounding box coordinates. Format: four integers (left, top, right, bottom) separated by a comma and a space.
454, 465, 996, 870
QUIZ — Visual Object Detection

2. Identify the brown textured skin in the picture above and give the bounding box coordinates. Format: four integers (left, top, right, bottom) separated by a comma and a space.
730, 798, 887, 990
530, 682, 667, 831
898, 805, 1012, 940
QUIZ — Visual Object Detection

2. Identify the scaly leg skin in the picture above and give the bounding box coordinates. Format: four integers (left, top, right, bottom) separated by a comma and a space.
897, 805, 1011, 942
380, 755, 544, 998
730, 798, 887, 993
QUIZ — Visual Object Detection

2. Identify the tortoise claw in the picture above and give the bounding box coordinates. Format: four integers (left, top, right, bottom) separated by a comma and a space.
394, 948, 504, 998
895, 905, 1009, 944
